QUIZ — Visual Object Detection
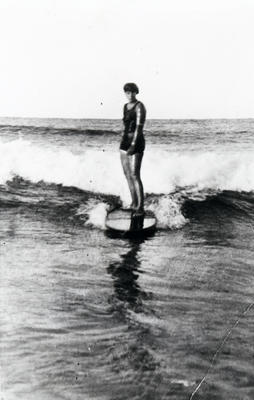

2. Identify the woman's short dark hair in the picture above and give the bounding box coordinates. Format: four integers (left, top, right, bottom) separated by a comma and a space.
123, 82, 139, 94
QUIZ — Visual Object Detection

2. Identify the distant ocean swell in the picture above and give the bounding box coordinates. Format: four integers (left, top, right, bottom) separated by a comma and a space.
0, 124, 119, 136
0, 138, 253, 230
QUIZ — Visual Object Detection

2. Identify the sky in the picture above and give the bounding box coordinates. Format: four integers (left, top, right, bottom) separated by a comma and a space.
0, 0, 254, 119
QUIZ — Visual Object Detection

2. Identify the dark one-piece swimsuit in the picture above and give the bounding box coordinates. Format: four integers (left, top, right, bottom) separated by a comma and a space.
120, 101, 145, 154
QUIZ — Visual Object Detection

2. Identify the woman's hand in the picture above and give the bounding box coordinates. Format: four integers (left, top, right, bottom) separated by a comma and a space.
127, 143, 136, 155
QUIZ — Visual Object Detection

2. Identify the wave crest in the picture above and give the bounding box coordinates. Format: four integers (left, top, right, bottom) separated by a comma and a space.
1, 138, 253, 196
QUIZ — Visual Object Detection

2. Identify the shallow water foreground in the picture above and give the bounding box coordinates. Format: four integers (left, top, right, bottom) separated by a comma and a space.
1, 198, 254, 400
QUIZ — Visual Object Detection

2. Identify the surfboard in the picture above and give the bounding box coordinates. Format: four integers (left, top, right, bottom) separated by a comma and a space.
105, 209, 156, 236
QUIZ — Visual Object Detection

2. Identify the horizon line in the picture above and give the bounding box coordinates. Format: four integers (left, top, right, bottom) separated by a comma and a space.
0, 115, 254, 121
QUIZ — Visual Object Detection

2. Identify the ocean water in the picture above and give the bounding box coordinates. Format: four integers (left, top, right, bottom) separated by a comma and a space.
0, 117, 254, 400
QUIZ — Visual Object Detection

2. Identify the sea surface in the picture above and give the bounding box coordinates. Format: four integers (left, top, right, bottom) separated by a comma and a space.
0, 117, 254, 400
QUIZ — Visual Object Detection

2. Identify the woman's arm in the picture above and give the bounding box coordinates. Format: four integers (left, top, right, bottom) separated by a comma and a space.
121, 104, 127, 138
127, 103, 146, 155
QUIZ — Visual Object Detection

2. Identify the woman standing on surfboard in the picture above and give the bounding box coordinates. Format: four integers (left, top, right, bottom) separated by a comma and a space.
120, 83, 146, 216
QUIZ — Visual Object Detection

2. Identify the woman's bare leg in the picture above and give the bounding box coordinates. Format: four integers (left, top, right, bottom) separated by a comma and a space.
129, 152, 144, 212
120, 150, 138, 207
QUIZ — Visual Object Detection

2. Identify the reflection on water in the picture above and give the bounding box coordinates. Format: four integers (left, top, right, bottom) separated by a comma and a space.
106, 238, 165, 400
107, 238, 148, 315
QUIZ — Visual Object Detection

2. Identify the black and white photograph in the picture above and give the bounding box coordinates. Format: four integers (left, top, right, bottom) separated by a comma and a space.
0, 1, 254, 399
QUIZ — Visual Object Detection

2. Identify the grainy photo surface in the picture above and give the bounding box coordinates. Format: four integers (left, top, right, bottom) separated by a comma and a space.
0, 1, 254, 400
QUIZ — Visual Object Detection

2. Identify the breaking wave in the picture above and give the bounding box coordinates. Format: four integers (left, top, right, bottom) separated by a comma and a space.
0, 138, 253, 230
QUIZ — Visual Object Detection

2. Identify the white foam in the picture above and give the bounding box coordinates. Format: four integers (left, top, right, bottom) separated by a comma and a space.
147, 196, 187, 229
1, 136, 254, 200
1, 139, 253, 196
84, 201, 110, 229
2, 138, 252, 230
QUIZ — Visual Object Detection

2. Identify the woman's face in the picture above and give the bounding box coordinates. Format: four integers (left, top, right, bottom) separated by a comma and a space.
125, 91, 136, 102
